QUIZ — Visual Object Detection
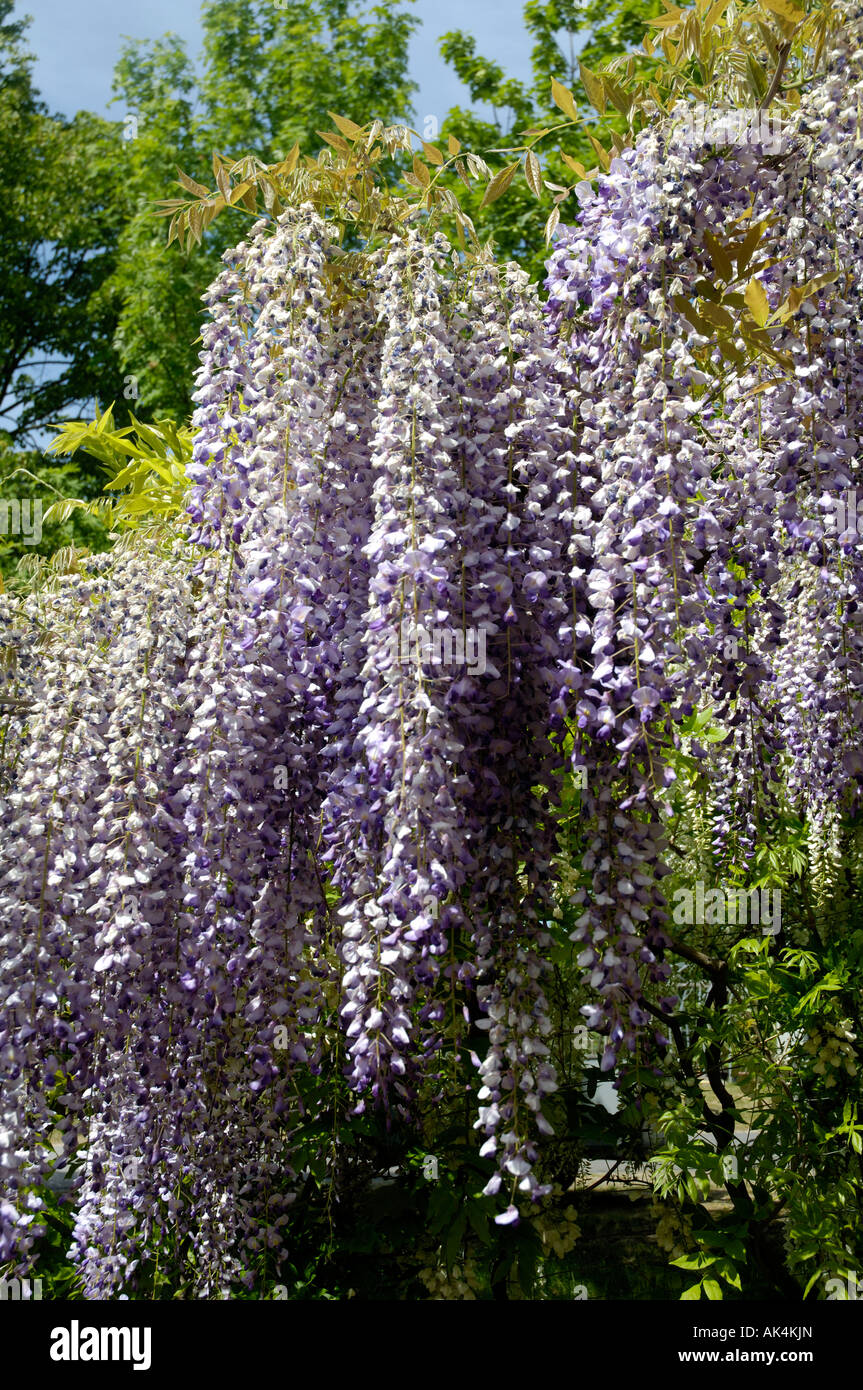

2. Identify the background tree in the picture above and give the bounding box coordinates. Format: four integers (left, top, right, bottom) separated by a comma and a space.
0, 0, 126, 447
107, 0, 420, 421
434, 0, 664, 279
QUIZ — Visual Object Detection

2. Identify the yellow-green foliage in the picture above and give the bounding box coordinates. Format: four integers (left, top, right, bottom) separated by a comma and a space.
44, 403, 193, 534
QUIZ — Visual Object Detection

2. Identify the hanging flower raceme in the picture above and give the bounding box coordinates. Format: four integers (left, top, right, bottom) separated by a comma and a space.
0, 543, 195, 1276
543, 8, 863, 1063
4, 8, 863, 1286
321, 235, 568, 1201
0, 204, 572, 1282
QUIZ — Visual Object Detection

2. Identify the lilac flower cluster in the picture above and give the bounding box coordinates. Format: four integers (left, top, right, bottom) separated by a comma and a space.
3, 6, 863, 1287
544, 6, 863, 1057
0, 208, 569, 1285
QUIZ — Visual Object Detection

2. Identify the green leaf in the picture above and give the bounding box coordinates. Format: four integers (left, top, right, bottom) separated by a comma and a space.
760, 0, 804, 23
680, 1283, 702, 1300
670, 1252, 718, 1270
587, 134, 611, 173
481, 161, 518, 206
704, 0, 732, 28
327, 111, 363, 140
552, 77, 580, 120
782, 270, 839, 318
745, 52, 768, 101
176, 167, 210, 199
317, 129, 351, 155
741, 376, 785, 399
648, 7, 684, 29
279, 144, 300, 177
524, 150, 542, 198
702, 1278, 723, 1301
704, 230, 733, 282
577, 63, 605, 116
699, 301, 736, 332
428, 1187, 458, 1236
714, 1258, 742, 1289
561, 152, 587, 177
673, 295, 713, 336
745, 276, 770, 327
602, 75, 631, 118
411, 154, 430, 188
733, 219, 772, 276
717, 335, 746, 367
803, 1269, 825, 1299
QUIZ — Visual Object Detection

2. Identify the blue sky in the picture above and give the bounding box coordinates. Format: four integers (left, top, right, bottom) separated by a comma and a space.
20, 0, 536, 127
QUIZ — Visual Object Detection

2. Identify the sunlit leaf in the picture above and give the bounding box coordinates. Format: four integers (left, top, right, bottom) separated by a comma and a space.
603, 74, 632, 117
481, 161, 518, 206
578, 64, 606, 115
745, 276, 770, 327
328, 111, 363, 140
524, 150, 542, 198
412, 154, 430, 188
760, 0, 804, 23
588, 134, 611, 172
176, 168, 210, 199
552, 76, 580, 120
704, 0, 732, 30
561, 152, 587, 177
280, 144, 301, 176
545, 205, 561, 243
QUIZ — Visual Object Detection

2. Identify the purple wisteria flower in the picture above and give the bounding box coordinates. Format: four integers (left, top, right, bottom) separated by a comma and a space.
2, 6, 863, 1284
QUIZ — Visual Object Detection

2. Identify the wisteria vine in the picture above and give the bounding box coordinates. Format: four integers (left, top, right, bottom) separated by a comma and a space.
2, 6, 863, 1294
